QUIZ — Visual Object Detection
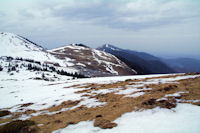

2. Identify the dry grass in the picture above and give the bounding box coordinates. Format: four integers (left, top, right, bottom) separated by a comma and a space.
51, 47, 134, 76
1, 74, 200, 132
0, 120, 37, 133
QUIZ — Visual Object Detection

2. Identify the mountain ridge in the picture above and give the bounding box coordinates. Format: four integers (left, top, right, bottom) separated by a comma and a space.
49, 43, 137, 77
0, 32, 136, 77
97, 44, 176, 74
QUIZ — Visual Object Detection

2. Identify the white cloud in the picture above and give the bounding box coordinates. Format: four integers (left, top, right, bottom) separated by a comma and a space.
0, 0, 199, 58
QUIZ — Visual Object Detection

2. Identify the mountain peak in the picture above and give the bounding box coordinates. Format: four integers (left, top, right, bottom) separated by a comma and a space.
70, 43, 90, 48
97, 44, 120, 51
0, 32, 50, 61
104, 43, 110, 48
103, 43, 113, 48
0, 32, 44, 49
1, 32, 20, 41
1, 32, 16, 36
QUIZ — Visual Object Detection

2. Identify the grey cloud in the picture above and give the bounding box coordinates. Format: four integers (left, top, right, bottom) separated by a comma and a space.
0, 0, 200, 58
25, 0, 199, 31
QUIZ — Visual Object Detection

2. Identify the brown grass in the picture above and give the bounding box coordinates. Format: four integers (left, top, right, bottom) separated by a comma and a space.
1, 74, 200, 132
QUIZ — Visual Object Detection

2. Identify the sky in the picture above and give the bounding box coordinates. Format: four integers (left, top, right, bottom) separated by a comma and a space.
0, 0, 200, 59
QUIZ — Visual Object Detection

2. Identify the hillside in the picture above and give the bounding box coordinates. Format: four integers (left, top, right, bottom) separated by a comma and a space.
48, 44, 136, 77
0, 32, 78, 73
97, 44, 175, 75
0, 32, 62, 65
0, 33, 136, 77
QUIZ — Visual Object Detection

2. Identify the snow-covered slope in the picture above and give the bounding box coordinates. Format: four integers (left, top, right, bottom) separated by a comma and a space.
1, 32, 49, 62
0, 33, 136, 77
49, 44, 136, 77
1, 72, 200, 133
0, 32, 78, 73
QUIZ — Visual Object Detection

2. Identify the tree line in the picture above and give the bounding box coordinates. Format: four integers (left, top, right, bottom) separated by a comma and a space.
2, 56, 88, 79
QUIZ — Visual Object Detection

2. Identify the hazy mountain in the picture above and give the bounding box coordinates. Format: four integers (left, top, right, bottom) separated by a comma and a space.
97, 44, 175, 74
162, 58, 200, 73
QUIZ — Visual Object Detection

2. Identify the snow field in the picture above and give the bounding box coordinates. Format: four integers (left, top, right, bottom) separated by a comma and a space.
1, 71, 199, 113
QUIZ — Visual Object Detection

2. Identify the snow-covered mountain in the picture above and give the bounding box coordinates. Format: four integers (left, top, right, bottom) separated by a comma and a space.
97, 44, 175, 74
48, 44, 136, 77
0, 32, 76, 69
0, 33, 136, 77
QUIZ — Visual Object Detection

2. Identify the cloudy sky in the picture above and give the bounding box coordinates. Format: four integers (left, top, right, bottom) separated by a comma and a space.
0, 0, 200, 58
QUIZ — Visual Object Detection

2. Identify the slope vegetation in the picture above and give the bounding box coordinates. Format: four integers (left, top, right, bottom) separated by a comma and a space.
49, 44, 136, 77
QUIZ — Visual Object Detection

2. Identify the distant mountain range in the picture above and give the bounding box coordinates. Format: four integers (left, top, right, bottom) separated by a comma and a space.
0, 32, 136, 77
1, 32, 199, 77
162, 58, 200, 73
97, 44, 176, 74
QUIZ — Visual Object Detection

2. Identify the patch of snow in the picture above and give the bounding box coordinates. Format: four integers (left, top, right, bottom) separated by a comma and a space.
125, 92, 145, 98
105, 64, 118, 75
73, 50, 80, 52
0, 70, 79, 112
65, 45, 86, 50
178, 99, 200, 103
38, 124, 44, 127
53, 120, 99, 133
91, 87, 122, 95
1, 115, 12, 119
76, 63, 86, 67
147, 75, 200, 83
0, 122, 9, 126
91, 50, 119, 75
165, 91, 188, 97
156, 97, 168, 101
156, 91, 189, 102
93, 49, 106, 60
48, 44, 87, 52
53, 104, 200, 133
78, 97, 106, 108
116, 85, 151, 95
48, 45, 69, 52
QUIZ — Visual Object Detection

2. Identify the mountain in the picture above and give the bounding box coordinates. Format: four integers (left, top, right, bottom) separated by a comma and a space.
48, 44, 136, 77
0, 32, 79, 72
0, 32, 49, 61
0, 32, 136, 77
162, 58, 200, 73
0, 32, 74, 67
97, 44, 175, 74
0, 32, 89, 82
